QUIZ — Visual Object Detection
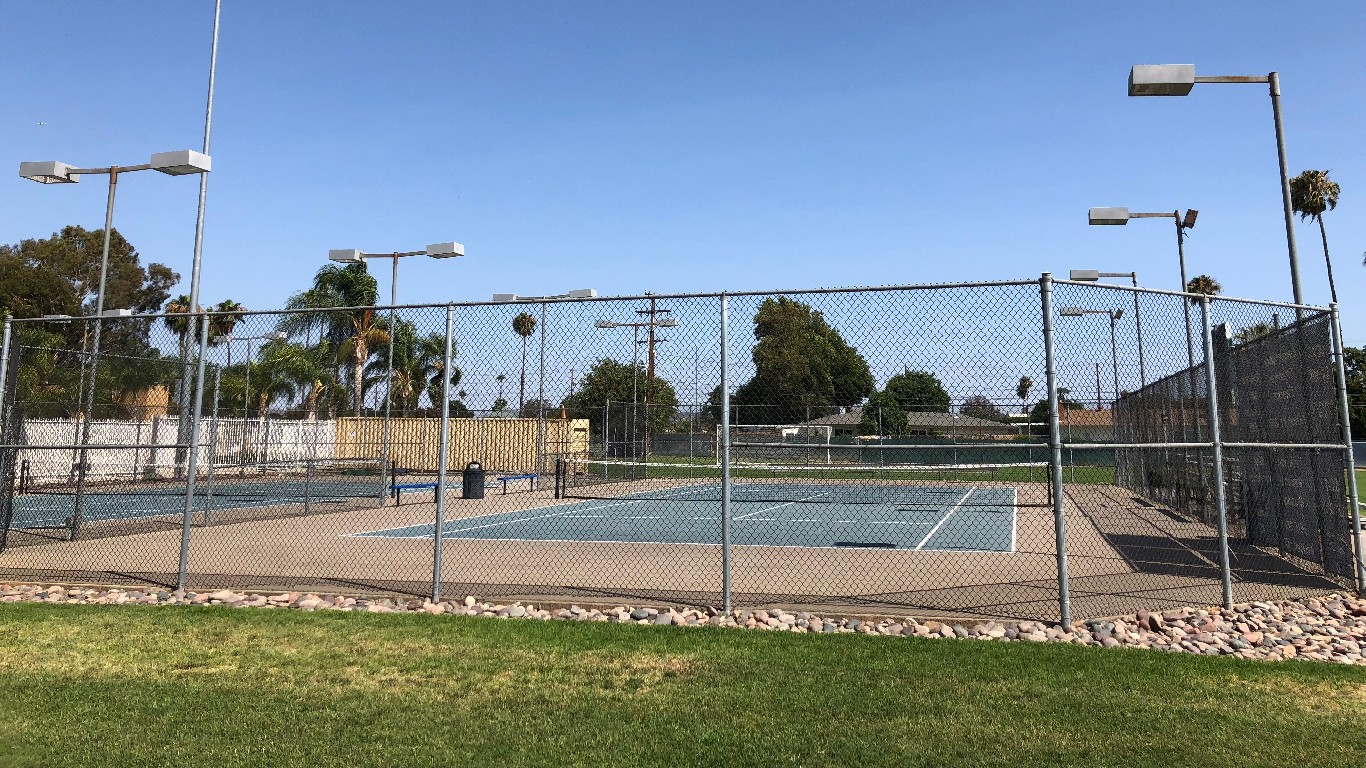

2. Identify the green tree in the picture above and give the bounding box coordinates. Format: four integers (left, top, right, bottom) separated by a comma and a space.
279, 263, 385, 416
961, 394, 1007, 422
1290, 169, 1342, 303
1233, 322, 1274, 345
365, 319, 458, 416
1344, 347, 1366, 439
0, 225, 177, 320
1185, 275, 1222, 303
883, 369, 950, 413
858, 390, 910, 436
208, 300, 246, 342
1028, 395, 1085, 424
562, 358, 679, 436
512, 312, 537, 410
731, 297, 874, 424
1016, 376, 1033, 419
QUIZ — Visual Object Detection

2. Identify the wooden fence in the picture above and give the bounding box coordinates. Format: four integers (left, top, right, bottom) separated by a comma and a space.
333, 417, 590, 473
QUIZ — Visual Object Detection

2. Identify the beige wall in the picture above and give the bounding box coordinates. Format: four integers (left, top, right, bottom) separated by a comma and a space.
334, 417, 589, 473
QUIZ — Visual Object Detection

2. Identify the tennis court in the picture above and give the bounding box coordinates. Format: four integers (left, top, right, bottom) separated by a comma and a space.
6, 464, 385, 531
354, 481, 1018, 552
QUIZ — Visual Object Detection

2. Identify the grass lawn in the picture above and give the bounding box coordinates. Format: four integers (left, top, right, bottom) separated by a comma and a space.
2, 605, 1364, 767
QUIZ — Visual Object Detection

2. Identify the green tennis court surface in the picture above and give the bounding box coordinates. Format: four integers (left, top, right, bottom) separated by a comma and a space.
354, 482, 1018, 552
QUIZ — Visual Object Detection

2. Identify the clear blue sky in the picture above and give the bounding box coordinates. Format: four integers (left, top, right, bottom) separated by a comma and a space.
3, 2, 1364, 342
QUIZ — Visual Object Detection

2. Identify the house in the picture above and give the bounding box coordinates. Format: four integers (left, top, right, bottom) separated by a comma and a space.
802, 407, 1016, 439
1057, 408, 1114, 442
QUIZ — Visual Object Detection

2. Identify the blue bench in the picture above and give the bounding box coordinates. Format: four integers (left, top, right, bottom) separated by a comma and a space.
497, 474, 537, 495
391, 482, 438, 506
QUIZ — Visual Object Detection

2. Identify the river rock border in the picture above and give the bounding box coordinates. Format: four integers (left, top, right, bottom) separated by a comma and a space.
3, 583, 1364, 665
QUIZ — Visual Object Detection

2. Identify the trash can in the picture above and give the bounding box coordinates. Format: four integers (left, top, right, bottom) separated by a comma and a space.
462, 461, 485, 500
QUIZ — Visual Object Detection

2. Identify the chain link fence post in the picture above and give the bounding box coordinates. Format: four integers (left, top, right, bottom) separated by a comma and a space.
1039, 273, 1071, 627
177, 314, 212, 593
0, 320, 11, 426
719, 293, 732, 616
1199, 296, 1234, 609
1329, 304, 1366, 593
431, 304, 456, 604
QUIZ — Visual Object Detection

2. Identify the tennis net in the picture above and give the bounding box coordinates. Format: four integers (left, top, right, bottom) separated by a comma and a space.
17, 458, 384, 500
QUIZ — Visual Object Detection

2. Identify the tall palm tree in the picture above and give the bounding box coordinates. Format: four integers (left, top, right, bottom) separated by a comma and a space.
208, 299, 246, 343
280, 263, 383, 416
512, 312, 537, 410
163, 294, 197, 338
1290, 169, 1342, 303
365, 320, 456, 415
265, 339, 335, 420
1185, 275, 1222, 304
1016, 376, 1033, 421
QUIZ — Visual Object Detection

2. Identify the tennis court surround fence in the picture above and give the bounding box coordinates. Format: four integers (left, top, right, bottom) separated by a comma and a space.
0, 274, 1361, 624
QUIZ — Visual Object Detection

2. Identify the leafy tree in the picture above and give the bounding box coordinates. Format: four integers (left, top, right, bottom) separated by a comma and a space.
1185, 275, 1222, 303
858, 390, 910, 436
731, 297, 874, 424
1233, 322, 1274, 345
883, 369, 950, 413
519, 398, 555, 419
279, 263, 384, 416
512, 312, 537, 410
491, 397, 510, 413
1290, 169, 1341, 303
1028, 395, 1085, 424
1016, 376, 1033, 419
961, 394, 1007, 422
0, 226, 177, 320
561, 358, 679, 436
1344, 347, 1366, 439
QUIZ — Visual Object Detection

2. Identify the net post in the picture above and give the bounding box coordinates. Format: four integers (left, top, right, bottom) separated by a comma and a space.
719, 293, 733, 617
431, 304, 455, 604
177, 314, 212, 593
1199, 296, 1234, 609
1039, 272, 1071, 627
1329, 304, 1366, 593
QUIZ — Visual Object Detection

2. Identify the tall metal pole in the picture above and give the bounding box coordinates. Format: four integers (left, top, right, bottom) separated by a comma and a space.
1176, 215, 1196, 370
71, 169, 121, 541
176, 314, 211, 592
1039, 273, 1071, 627
1109, 312, 1120, 402
379, 253, 398, 498
630, 325, 640, 462
180, 0, 222, 476
202, 365, 221, 525
240, 337, 253, 474
0, 321, 11, 425
719, 294, 732, 616
1199, 296, 1234, 609
535, 301, 548, 475
1130, 272, 1146, 387
1329, 305, 1366, 593
431, 304, 455, 603
1268, 72, 1303, 308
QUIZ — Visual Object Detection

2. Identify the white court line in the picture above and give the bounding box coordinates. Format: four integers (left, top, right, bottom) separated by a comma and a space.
350, 482, 715, 538
1009, 487, 1018, 553
731, 490, 834, 520
913, 488, 973, 551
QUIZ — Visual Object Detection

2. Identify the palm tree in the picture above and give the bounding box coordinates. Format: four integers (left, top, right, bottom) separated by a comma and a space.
1290, 169, 1342, 303
280, 263, 384, 416
1185, 275, 1222, 304
365, 320, 456, 415
1016, 375, 1033, 424
163, 294, 197, 338
265, 339, 336, 420
512, 312, 537, 410
208, 299, 246, 343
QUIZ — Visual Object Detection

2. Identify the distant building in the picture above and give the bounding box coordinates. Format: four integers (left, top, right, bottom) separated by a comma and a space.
1057, 409, 1114, 442
802, 407, 1015, 439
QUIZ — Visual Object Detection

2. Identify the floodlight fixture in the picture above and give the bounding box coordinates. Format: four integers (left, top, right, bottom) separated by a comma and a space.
1059, 307, 1085, 317
1070, 270, 1101, 282
40, 314, 74, 321
266, 331, 288, 341
1113, 309, 1124, 320
1088, 207, 1130, 226
1127, 64, 1196, 97
149, 150, 212, 176
425, 242, 464, 258
328, 249, 365, 264
493, 294, 519, 303
594, 320, 616, 328
101, 308, 133, 318
566, 289, 597, 299
19, 161, 78, 184
658, 318, 680, 328
1182, 209, 1199, 229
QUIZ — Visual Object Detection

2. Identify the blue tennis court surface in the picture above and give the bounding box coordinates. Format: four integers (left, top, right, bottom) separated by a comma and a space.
354, 482, 1018, 552
8, 477, 383, 530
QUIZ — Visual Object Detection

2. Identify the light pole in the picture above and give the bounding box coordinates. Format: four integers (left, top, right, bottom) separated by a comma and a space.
594, 313, 679, 463
1069, 268, 1149, 386
1088, 207, 1199, 370
20, 150, 212, 540
329, 242, 464, 481
495, 290, 596, 474
1128, 65, 1301, 305
1059, 307, 1124, 405
224, 332, 286, 471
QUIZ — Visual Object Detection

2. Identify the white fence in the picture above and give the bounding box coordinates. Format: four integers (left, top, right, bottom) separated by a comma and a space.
18, 417, 337, 479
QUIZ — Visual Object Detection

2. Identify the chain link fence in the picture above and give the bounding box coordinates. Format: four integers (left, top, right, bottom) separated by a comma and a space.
0, 274, 1360, 622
